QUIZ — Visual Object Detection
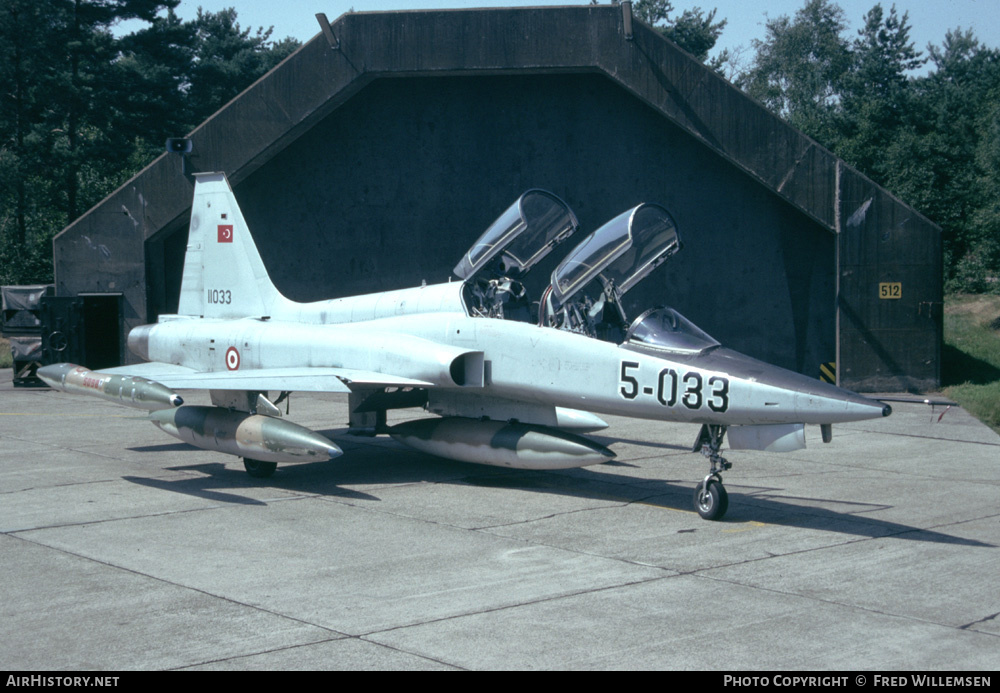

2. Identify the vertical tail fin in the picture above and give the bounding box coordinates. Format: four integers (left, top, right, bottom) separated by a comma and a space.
177, 173, 288, 318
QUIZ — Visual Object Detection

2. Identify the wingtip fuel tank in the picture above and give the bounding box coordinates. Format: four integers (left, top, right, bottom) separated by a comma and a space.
37, 363, 183, 411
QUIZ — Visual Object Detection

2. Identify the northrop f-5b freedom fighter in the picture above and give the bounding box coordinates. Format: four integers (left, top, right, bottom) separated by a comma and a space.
40, 173, 891, 520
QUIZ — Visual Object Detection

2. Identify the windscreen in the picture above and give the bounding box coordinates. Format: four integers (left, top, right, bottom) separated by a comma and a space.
625, 306, 720, 354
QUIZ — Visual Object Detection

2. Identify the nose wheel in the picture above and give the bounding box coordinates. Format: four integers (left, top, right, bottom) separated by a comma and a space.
692, 425, 731, 521
694, 478, 728, 520
244, 458, 277, 478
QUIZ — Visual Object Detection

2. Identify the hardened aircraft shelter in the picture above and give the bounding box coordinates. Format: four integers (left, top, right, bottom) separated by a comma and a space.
53, 4, 941, 391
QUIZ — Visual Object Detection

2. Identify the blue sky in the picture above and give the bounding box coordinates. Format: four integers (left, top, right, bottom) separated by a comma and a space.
125, 0, 999, 69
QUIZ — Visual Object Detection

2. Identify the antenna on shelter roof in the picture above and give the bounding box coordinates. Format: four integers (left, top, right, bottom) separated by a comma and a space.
316, 14, 340, 50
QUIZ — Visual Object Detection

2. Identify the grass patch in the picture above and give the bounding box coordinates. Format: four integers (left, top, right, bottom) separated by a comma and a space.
943, 294, 1000, 434
0, 337, 11, 369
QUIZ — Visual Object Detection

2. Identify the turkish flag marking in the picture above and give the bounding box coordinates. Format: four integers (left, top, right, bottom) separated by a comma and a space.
217, 225, 233, 243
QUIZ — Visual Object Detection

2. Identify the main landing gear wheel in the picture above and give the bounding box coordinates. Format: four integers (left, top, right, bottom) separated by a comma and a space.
694, 480, 728, 521
243, 458, 277, 478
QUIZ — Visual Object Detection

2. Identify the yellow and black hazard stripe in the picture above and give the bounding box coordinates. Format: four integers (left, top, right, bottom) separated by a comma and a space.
819, 361, 836, 384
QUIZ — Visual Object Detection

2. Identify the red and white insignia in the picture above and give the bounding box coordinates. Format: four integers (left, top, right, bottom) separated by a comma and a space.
218, 225, 233, 243
225, 346, 240, 371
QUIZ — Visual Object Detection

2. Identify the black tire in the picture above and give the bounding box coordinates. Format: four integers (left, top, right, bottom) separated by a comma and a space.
693, 480, 728, 520
244, 458, 277, 478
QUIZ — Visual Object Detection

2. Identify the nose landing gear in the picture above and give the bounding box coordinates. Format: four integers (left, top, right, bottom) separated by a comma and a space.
692, 425, 731, 521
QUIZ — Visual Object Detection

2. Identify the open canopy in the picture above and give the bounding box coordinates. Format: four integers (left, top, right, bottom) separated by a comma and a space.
549, 203, 680, 312
453, 190, 578, 282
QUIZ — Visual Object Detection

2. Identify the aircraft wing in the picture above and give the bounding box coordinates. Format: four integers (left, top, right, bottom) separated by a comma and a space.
97, 362, 434, 392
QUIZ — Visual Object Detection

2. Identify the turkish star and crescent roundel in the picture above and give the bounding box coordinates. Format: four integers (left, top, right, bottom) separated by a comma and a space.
218, 225, 233, 243
225, 346, 240, 370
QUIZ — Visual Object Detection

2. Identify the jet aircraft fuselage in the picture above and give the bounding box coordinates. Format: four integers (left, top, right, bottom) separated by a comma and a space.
130, 306, 887, 428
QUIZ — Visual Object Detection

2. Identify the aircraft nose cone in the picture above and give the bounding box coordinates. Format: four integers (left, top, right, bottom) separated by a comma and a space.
705, 348, 894, 424
790, 381, 891, 423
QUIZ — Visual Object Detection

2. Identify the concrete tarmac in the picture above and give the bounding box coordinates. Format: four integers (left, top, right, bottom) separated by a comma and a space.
2, 369, 998, 671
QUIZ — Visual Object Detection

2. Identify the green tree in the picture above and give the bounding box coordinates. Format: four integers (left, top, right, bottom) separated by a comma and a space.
42, 1, 173, 223
0, 1, 181, 282
111, 7, 300, 166
0, 0, 53, 249
836, 4, 924, 181
846, 4, 923, 101
186, 8, 299, 126
0, 2, 300, 285
632, 0, 728, 63
1, 0, 168, 283
112, 7, 198, 165
739, 0, 852, 144
918, 31, 1000, 290
968, 97, 1000, 289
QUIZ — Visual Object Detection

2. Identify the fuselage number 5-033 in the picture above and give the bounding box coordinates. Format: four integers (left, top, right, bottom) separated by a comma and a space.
619, 360, 730, 412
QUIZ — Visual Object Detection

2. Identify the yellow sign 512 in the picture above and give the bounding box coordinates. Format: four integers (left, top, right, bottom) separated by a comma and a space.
879, 282, 902, 299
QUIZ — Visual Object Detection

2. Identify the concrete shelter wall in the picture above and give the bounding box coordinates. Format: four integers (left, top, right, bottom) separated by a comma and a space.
838, 171, 942, 391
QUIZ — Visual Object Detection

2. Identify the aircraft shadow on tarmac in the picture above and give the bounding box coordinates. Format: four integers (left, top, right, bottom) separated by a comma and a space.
123, 433, 991, 548
129, 443, 201, 453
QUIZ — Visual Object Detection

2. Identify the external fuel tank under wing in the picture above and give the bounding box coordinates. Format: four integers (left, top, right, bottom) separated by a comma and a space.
38, 173, 890, 521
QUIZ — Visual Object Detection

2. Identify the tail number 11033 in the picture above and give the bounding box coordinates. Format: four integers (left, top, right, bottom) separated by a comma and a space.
619, 360, 729, 413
